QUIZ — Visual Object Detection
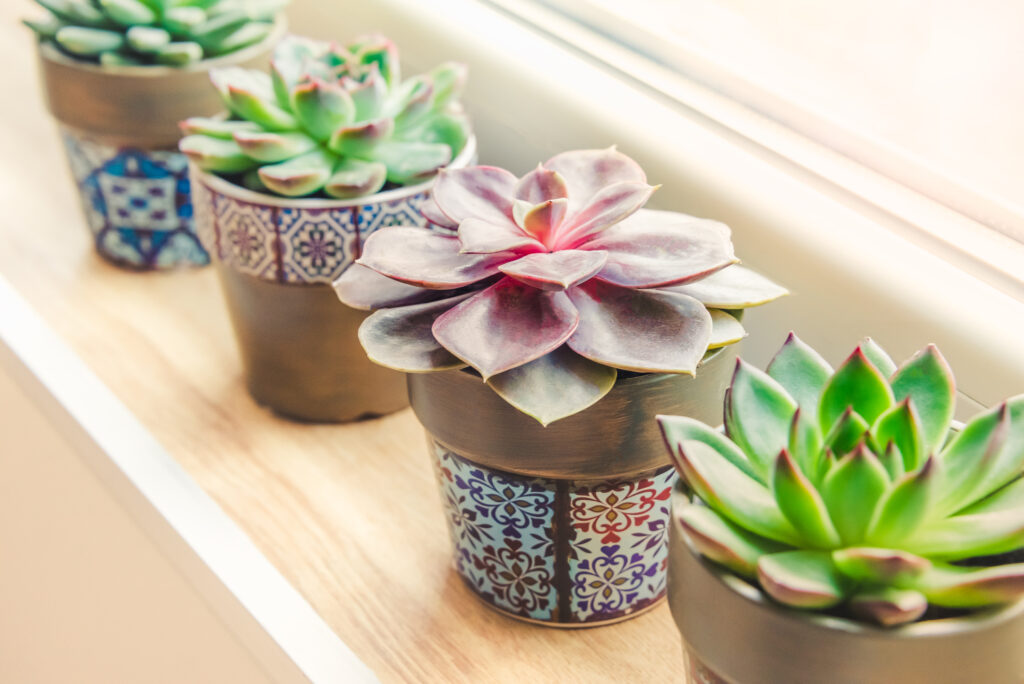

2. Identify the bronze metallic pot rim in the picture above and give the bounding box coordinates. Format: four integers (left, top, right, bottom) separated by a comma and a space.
36, 16, 288, 79
190, 133, 478, 209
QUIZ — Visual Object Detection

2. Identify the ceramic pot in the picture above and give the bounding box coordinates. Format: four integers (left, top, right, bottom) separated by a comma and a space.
667, 481, 1024, 684
36, 19, 285, 270
408, 343, 739, 627
189, 136, 477, 422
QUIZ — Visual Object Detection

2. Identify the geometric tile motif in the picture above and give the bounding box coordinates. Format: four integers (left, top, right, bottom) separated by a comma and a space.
60, 127, 210, 269
431, 439, 677, 625
191, 171, 432, 284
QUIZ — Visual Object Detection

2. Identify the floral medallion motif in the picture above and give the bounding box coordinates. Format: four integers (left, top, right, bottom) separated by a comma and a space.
431, 439, 677, 625
61, 128, 209, 269
190, 169, 431, 284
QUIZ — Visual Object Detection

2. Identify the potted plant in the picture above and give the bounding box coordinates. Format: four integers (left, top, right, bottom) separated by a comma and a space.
183, 35, 476, 422
335, 147, 788, 626
658, 334, 1024, 682
25, 0, 287, 269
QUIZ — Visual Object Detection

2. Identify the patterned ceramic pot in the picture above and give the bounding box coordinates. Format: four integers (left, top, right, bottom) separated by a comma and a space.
189, 136, 477, 423
35, 19, 285, 270
667, 482, 1024, 684
408, 342, 739, 627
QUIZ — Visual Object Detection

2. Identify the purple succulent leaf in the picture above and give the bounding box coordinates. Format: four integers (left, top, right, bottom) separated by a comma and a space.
485, 345, 617, 425
565, 280, 712, 374
871, 398, 925, 472
865, 457, 938, 547
498, 250, 608, 291
543, 147, 647, 214
757, 550, 848, 609
433, 166, 519, 226
657, 414, 759, 481
678, 503, 788, 580
334, 263, 454, 311
913, 563, 1024, 608
725, 359, 798, 483
708, 310, 746, 349
290, 78, 356, 141
767, 332, 834, 424
357, 295, 472, 372
584, 210, 737, 288
832, 547, 931, 584
938, 400, 1013, 515
521, 198, 569, 245
431, 277, 580, 379
421, 197, 458, 230
890, 345, 956, 455
457, 217, 544, 255
673, 440, 801, 544
821, 443, 890, 545
849, 588, 927, 627
515, 165, 569, 204
554, 182, 657, 247
819, 346, 895, 436
773, 449, 842, 549
357, 226, 506, 289
327, 117, 396, 157
665, 264, 789, 308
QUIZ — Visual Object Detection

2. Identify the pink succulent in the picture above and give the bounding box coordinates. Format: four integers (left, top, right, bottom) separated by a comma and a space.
336, 148, 787, 424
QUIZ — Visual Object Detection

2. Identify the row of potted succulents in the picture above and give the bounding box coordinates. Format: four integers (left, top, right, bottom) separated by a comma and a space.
26, 3, 1024, 680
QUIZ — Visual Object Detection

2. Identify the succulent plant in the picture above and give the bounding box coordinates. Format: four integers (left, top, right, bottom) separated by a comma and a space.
659, 334, 1024, 627
334, 147, 788, 425
178, 35, 471, 199
24, 0, 284, 67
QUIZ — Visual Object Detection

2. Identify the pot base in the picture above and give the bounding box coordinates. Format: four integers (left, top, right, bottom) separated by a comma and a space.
218, 266, 408, 423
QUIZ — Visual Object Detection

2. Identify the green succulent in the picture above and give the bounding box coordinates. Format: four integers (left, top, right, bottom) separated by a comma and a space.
179, 35, 471, 199
24, 0, 285, 67
659, 334, 1024, 627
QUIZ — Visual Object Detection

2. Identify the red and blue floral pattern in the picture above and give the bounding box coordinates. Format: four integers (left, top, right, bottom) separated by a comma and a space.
432, 440, 676, 625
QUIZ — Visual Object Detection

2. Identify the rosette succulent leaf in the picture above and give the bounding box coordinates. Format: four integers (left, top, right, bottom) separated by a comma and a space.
179, 35, 471, 198
24, 0, 285, 67
335, 148, 788, 425
659, 334, 1024, 627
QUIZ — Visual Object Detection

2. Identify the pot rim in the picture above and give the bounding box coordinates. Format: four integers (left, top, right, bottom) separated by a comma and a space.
671, 482, 1024, 640
36, 15, 288, 78
190, 133, 478, 208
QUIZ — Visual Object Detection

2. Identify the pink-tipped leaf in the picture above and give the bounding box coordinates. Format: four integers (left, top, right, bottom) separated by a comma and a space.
358, 226, 506, 289
498, 250, 607, 291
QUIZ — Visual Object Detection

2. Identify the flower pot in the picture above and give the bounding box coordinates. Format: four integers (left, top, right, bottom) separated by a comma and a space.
666, 481, 1024, 684
408, 342, 739, 627
36, 18, 285, 270
189, 135, 478, 422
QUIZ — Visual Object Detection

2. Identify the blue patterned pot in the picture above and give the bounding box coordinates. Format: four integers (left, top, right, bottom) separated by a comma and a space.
188, 136, 478, 422
410, 344, 740, 627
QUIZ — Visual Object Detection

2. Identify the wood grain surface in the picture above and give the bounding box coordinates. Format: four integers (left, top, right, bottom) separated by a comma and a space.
4, 4, 685, 681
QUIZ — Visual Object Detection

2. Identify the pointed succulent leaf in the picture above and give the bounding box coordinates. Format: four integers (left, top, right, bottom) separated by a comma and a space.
520, 199, 569, 245
257, 148, 336, 197
657, 414, 759, 481
32, 0, 79, 24
153, 41, 202, 66
373, 141, 453, 185
204, 22, 271, 57
938, 402, 1011, 514
358, 226, 506, 289
99, 0, 157, 26
773, 450, 841, 549
516, 165, 569, 204
356, 295, 471, 373
486, 346, 616, 426
908, 477, 1024, 560
428, 61, 468, 109
432, 278, 579, 379
819, 346, 895, 435
212, 66, 276, 101
99, 50, 141, 66
59, 0, 107, 26
498, 250, 607, 292
164, 6, 206, 36
821, 443, 891, 544
860, 337, 898, 378
348, 66, 387, 120
958, 396, 1024, 509
433, 166, 518, 227
55, 27, 125, 56
788, 409, 824, 483
334, 263, 454, 311
707, 310, 745, 349
189, 9, 248, 50
126, 26, 170, 53
23, 16, 65, 39
866, 457, 937, 547
420, 199, 458, 230
890, 345, 956, 454
872, 398, 925, 471
879, 441, 906, 481
822, 407, 871, 459
678, 504, 788, 579
327, 117, 394, 157
457, 218, 543, 255
411, 111, 471, 156
668, 265, 789, 309
674, 440, 801, 544
390, 76, 434, 131
724, 360, 798, 482
324, 159, 387, 199
566, 280, 712, 374
226, 84, 298, 131
179, 134, 257, 173
766, 332, 833, 423
269, 37, 321, 107
232, 130, 317, 163
913, 563, 1024, 609
556, 181, 657, 247
757, 550, 847, 609
543, 147, 646, 214
833, 547, 931, 584
180, 117, 261, 140
849, 588, 928, 627
354, 37, 399, 86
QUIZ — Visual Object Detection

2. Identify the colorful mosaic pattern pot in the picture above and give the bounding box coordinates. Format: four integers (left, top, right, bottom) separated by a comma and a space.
62, 129, 208, 269
433, 442, 676, 625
